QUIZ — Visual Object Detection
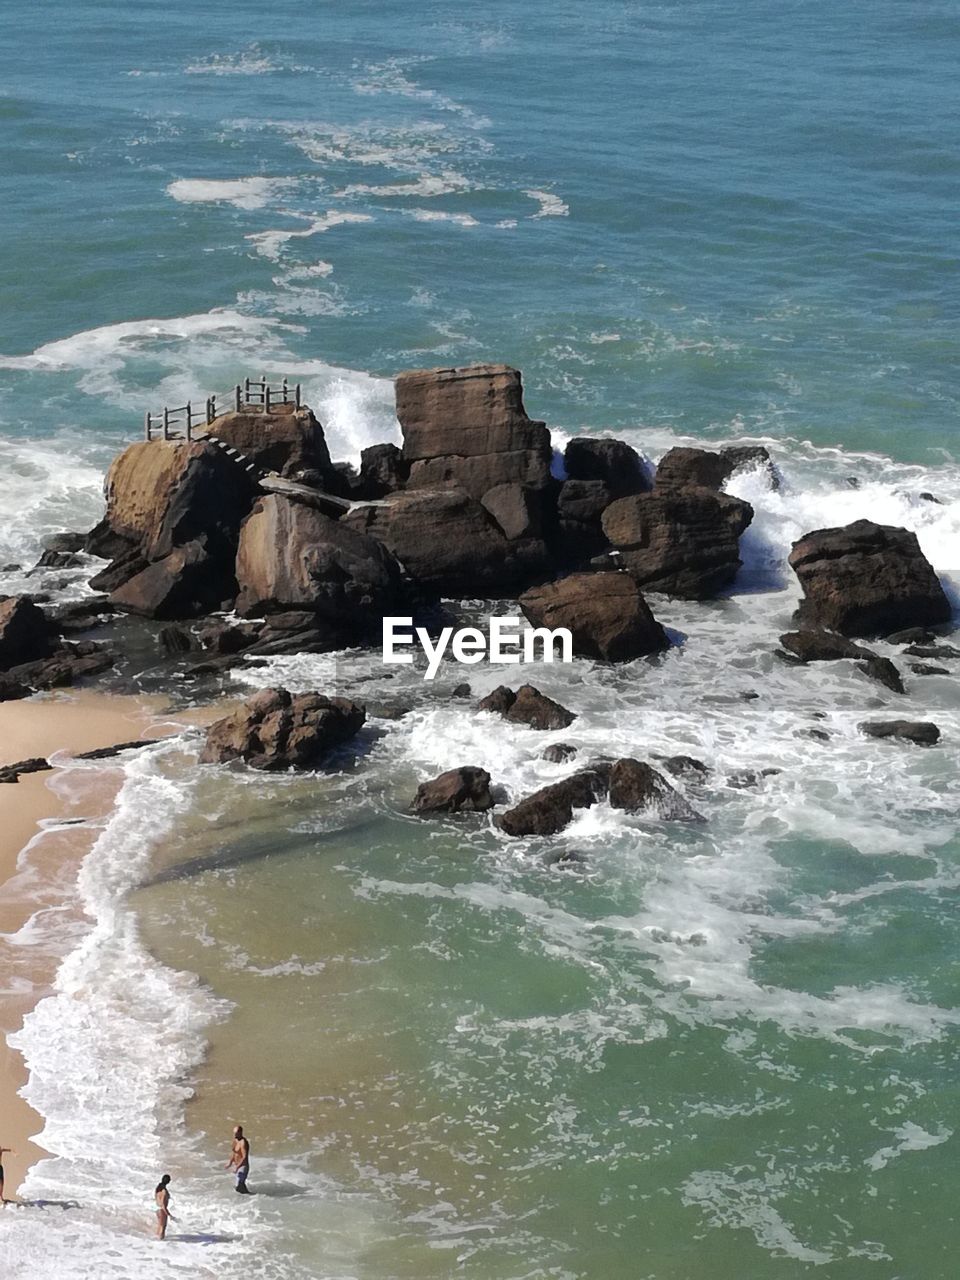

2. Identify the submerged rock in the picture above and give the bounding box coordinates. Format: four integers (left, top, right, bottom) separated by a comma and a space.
778, 630, 873, 663
656, 754, 710, 779
788, 519, 951, 637
856, 655, 905, 694
542, 742, 578, 763
411, 766, 494, 814
859, 719, 940, 746
519, 572, 669, 661
909, 663, 949, 676
477, 683, 576, 731
608, 758, 705, 821
200, 688, 366, 770
497, 768, 610, 837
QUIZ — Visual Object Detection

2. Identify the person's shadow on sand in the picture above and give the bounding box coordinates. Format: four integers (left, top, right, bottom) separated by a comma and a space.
166, 1232, 239, 1245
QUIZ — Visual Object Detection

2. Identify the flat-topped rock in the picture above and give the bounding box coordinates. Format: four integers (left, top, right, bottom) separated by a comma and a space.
206, 405, 334, 479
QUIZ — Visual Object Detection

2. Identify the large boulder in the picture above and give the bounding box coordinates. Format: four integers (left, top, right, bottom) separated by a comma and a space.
0, 596, 56, 669
859, 719, 940, 746
563, 437, 650, 498
110, 540, 227, 619
608, 758, 705, 821
519, 572, 669, 661
477, 684, 576, 731
235, 494, 403, 631
601, 489, 753, 598
199, 688, 366, 770
655, 445, 777, 492
411, 766, 494, 814
497, 767, 610, 837
788, 520, 951, 636
343, 489, 547, 597
554, 479, 612, 565
357, 443, 408, 498
205, 405, 333, 479
397, 364, 552, 499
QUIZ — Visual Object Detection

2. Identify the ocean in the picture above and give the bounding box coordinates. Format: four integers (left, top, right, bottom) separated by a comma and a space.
2, 1, 960, 1276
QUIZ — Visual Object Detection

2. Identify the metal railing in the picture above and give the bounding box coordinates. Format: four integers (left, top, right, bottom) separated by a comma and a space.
143, 376, 302, 441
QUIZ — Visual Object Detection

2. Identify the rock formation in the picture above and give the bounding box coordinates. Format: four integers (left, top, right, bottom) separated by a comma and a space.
788, 520, 951, 636
497, 767, 610, 837
858, 719, 940, 746
519, 572, 669, 661
477, 684, 576, 730
608, 758, 705, 821
563, 437, 650, 497
411, 766, 494, 814
200, 688, 366, 770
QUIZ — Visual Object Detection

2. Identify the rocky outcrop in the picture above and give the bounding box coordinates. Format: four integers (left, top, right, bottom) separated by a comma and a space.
477, 684, 576, 731
655, 445, 777, 492
497, 767, 610, 837
398, 365, 552, 499
601, 488, 752, 599
778, 630, 873, 662
563, 437, 650, 497
110, 540, 228, 619
543, 743, 578, 763
199, 688, 366, 770
344, 489, 547, 596
657, 754, 709, 779
554, 480, 612, 565
608, 758, 705, 821
788, 520, 951, 637
205, 404, 333, 479
235, 494, 404, 634
859, 719, 940, 746
857, 656, 905, 694
0, 596, 56, 669
411, 766, 494, 814
519, 572, 670, 661
357, 443, 407, 498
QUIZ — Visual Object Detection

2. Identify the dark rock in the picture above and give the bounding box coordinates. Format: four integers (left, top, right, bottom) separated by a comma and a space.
601, 488, 753, 599
542, 742, 578, 763
727, 768, 782, 789
655, 447, 731, 492
519, 572, 670, 661
199, 687, 366, 770
0, 673, 30, 702
859, 719, 940, 746
411, 766, 494, 814
553, 479, 612, 564
83, 517, 136, 561
89, 548, 150, 594
0, 596, 57, 669
110, 540, 226, 620
42, 532, 86, 554
477, 683, 576, 731
476, 685, 518, 717
902, 643, 960, 660
7, 647, 114, 690
857, 656, 905, 694
358, 443, 408, 498
344, 489, 548, 597
197, 620, 260, 655
450, 682, 472, 698
778, 630, 874, 663
398, 364, 552, 500
557, 477, 611, 526
235, 494, 404, 630
720, 445, 779, 489
74, 738, 161, 762
0, 756, 49, 783
364, 700, 412, 721
657, 755, 709, 779
205, 405, 334, 480
919, 492, 944, 505
563, 437, 650, 498
481, 483, 545, 541
909, 663, 949, 676
34, 549, 83, 570
799, 727, 831, 741
159, 625, 196, 656
497, 768, 610, 837
608, 758, 705, 820
887, 627, 936, 645
788, 520, 951, 636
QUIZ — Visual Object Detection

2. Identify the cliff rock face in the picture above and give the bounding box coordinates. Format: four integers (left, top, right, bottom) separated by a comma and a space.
235, 494, 403, 630
397, 364, 553, 499
344, 489, 548, 597
602, 489, 753, 599
200, 688, 366, 770
788, 519, 951, 636
206, 405, 333, 479
519, 572, 669, 661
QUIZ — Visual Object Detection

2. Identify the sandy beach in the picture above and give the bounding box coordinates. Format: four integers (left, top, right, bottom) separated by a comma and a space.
0, 690, 179, 1200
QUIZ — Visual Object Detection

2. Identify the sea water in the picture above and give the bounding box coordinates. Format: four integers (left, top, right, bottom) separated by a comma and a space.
1, 1, 960, 1276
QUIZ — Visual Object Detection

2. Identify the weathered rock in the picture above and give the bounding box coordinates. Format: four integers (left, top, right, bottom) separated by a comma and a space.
0, 596, 56, 669
601, 489, 753, 598
520, 572, 669, 661
235, 494, 403, 630
199, 687, 366, 770
477, 684, 576, 731
450, 682, 472, 698
902, 643, 960, 660
788, 520, 951, 636
344, 489, 547, 596
909, 663, 949, 676
720, 446, 779, 489
481, 483, 544, 541
608, 758, 705, 821
857, 656, 905, 694
110, 540, 226, 620
655, 447, 731, 492
887, 627, 936, 645
34, 549, 84, 570
497, 767, 610, 837
656, 754, 709, 779
206, 405, 333, 479
859, 719, 940, 746
0, 674, 30, 702
358, 443, 407, 498
398, 364, 552, 499
563, 437, 650, 498
779, 630, 874, 663
42, 532, 86, 555
89, 548, 150, 594
159, 625, 196, 657
7, 646, 114, 690
553, 479, 612, 564
197, 619, 261, 655
542, 742, 578, 763
411, 766, 494, 814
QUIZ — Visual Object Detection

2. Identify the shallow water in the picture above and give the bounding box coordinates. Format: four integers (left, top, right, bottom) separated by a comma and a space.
2, 1, 960, 1276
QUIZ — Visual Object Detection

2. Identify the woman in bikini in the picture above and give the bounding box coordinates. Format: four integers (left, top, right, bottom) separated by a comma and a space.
154, 1173, 174, 1239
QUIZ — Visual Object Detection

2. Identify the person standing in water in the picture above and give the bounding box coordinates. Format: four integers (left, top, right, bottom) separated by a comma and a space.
0, 1142, 17, 1204
154, 1174, 174, 1239
225, 1124, 251, 1194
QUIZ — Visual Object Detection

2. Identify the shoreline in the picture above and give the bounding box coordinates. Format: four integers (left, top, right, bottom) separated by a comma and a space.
0, 689, 183, 1201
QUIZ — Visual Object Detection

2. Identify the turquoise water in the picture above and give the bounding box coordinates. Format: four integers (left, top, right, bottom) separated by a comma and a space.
3, 4, 960, 1279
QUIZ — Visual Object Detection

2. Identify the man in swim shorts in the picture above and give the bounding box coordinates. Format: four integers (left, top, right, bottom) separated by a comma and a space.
225, 1124, 251, 1194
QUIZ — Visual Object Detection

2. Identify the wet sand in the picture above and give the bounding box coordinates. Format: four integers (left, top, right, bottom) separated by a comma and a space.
0, 690, 180, 1200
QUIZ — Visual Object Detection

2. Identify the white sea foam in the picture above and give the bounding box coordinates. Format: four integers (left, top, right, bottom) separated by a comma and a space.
184, 46, 285, 77
524, 188, 570, 218
246, 211, 374, 261
166, 177, 289, 211
865, 1121, 952, 1171
333, 170, 472, 199
405, 208, 480, 227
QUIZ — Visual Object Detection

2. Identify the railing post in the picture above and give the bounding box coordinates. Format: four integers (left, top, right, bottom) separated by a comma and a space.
244, 377, 250, 405
206, 396, 214, 425
295, 383, 301, 409
265, 384, 271, 413
235, 384, 242, 412
144, 411, 152, 441
186, 400, 192, 441
162, 407, 170, 440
